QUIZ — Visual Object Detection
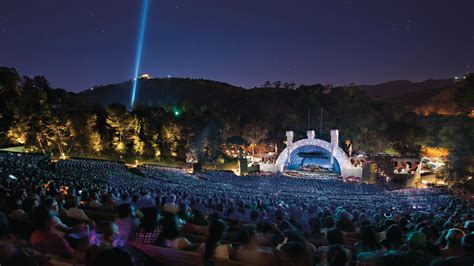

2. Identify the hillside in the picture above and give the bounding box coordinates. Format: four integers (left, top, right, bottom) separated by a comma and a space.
1, 66, 473, 172
358, 79, 456, 99
77, 76, 466, 117
384, 80, 465, 116
79, 77, 244, 108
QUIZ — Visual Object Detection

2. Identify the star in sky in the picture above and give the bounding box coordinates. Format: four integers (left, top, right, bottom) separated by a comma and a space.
406, 19, 412, 31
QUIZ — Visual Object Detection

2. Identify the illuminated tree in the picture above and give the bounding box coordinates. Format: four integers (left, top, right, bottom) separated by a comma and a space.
242, 122, 269, 157
129, 115, 145, 156
6, 117, 29, 144
162, 121, 183, 158
86, 114, 103, 153
42, 114, 76, 156
143, 119, 161, 159
151, 133, 161, 158
130, 135, 144, 155
438, 121, 474, 181
106, 104, 131, 155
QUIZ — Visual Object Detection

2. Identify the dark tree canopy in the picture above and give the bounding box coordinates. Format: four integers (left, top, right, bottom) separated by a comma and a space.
0, 67, 472, 180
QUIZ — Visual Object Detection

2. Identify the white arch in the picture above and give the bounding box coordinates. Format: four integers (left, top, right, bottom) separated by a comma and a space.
275, 138, 353, 176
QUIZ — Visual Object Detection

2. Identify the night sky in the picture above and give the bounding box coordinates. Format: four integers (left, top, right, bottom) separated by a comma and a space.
1, 0, 473, 92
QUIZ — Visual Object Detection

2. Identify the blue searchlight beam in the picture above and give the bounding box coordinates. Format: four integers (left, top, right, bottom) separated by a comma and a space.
130, 0, 150, 108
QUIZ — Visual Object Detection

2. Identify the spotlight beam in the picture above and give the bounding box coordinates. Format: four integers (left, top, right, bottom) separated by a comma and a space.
130, 0, 150, 108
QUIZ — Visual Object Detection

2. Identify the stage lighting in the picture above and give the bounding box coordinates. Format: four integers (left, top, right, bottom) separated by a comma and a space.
130, 0, 150, 108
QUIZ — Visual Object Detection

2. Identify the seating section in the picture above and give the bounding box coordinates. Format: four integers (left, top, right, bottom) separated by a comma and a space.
0, 152, 472, 266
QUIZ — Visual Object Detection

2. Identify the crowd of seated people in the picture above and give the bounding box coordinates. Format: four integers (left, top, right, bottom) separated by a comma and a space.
282, 171, 337, 180
299, 165, 334, 174
0, 152, 472, 266
341, 176, 362, 183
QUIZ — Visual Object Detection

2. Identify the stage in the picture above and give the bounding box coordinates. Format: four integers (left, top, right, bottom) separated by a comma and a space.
282, 170, 340, 179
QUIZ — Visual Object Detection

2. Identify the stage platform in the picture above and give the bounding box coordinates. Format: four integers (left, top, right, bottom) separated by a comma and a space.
282, 170, 340, 179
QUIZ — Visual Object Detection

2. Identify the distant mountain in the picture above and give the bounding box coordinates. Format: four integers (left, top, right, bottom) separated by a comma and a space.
79, 78, 244, 107
383, 79, 465, 116
358, 79, 456, 99
78, 76, 465, 116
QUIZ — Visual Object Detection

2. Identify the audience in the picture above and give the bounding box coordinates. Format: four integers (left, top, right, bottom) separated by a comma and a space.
155, 213, 190, 250
134, 207, 161, 244
440, 228, 465, 258
319, 228, 351, 265
384, 231, 434, 266
114, 204, 139, 246
0, 153, 473, 266
68, 196, 94, 224
355, 225, 382, 254
199, 219, 231, 262
436, 233, 474, 266
30, 207, 76, 258
42, 197, 71, 236
235, 227, 274, 265
86, 222, 118, 266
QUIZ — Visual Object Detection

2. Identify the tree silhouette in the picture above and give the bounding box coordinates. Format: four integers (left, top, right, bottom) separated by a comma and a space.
454, 74, 474, 115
